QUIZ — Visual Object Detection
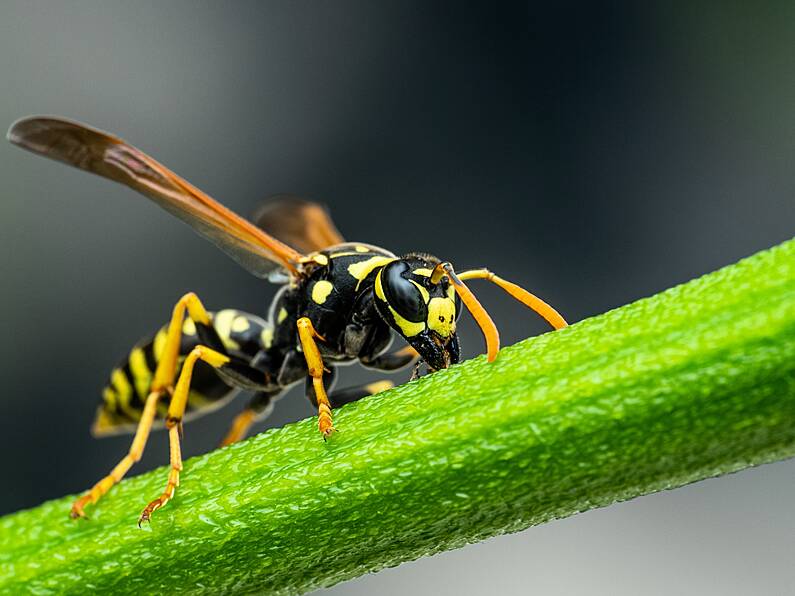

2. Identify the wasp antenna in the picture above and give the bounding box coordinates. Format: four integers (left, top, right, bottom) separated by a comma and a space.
430, 262, 447, 285
457, 269, 568, 330
444, 264, 500, 362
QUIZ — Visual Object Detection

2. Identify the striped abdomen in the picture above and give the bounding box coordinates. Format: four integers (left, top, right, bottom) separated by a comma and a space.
93, 309, 272, 436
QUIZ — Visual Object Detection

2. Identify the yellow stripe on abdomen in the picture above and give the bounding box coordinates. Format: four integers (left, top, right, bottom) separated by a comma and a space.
213, 310, 241, 351
129, 347, 153, 400
111, 368, 139, 419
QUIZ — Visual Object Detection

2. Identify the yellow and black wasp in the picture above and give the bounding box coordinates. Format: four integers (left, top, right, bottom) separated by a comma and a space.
7, 116, 568, 525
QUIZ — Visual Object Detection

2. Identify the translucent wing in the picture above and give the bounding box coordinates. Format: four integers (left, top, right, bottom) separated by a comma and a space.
7, 116, 305, 278
252, 195, 345, 254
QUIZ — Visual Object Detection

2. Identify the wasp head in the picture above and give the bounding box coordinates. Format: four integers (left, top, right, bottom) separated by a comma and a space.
373, 254, 462, 370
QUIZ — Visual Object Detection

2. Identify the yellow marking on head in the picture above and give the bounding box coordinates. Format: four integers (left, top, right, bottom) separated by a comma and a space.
277, 307, 288, 324
261, 326, 274, 348
410, 279, 430, 304
413, 268, 433, 277
364, 380, 394, 394
214, 310, 241, 351
153, 327, 168, 360
129, 347, 152, 399
389, 305, 425, 337
355, 245, 369, 253
427, 297, 456, 338
182, 318, 197, 336
232, 316, 250, 333
348, 256, 394, 283
447, 285, 455, 300
312, 280, 334, 304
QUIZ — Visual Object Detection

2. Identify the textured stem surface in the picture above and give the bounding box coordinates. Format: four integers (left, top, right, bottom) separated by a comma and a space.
1, 239, 794, 595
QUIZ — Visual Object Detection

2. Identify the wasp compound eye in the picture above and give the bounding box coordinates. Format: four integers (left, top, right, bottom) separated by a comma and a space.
382, 261, 428, 323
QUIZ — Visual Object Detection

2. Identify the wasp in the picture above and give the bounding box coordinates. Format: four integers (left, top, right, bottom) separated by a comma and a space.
7, 116, 568, 525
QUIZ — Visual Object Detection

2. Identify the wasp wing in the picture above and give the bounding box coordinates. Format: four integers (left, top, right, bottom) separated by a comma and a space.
252, 195, 345, 254
7, 116, 305, 279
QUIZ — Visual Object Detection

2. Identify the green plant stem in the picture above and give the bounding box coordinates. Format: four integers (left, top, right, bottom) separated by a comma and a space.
2, 239, 795, 595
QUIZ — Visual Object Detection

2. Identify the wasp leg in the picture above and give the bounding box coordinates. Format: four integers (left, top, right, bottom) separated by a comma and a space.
361, 345, 419, 371
296, 317, 335, 438
456, 268, 568, 330
70, 291, 217, 519
151, 292, 219, 390
71, 390, 163, 519
139, 345, 230, 526
308, 378, 394, 409
219, 391, 277, 447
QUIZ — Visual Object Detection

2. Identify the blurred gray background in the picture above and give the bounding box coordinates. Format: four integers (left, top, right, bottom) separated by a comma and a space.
1, 2, 794, 594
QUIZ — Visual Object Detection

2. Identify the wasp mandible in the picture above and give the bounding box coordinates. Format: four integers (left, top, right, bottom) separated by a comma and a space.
7, 116, 567, 525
